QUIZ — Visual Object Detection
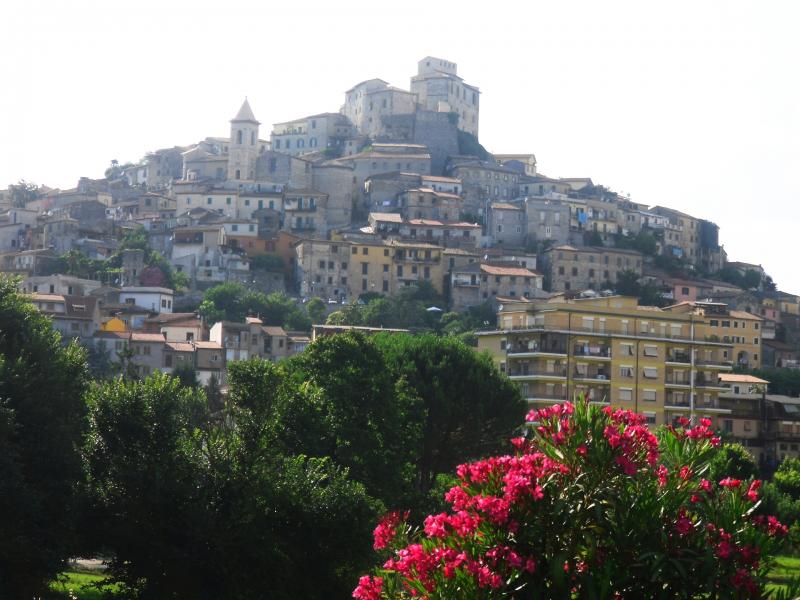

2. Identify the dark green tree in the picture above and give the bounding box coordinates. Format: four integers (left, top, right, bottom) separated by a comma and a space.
707, 442, 759, 483
372, 333, 526, 497
86, 370, 378, 599
276, 333, 418, 505
0, 277, 89, 597
205, 374, 224, 413
306, 297, 327, 324
172, 363, 199, 389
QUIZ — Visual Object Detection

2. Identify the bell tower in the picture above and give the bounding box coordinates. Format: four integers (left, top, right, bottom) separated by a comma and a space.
227, 98, 260, 181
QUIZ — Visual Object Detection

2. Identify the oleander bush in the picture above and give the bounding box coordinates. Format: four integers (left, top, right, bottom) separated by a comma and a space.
355, 399, 794, 599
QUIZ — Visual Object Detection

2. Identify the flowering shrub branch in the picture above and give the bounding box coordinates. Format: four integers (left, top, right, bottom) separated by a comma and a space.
354, 398, 791, 599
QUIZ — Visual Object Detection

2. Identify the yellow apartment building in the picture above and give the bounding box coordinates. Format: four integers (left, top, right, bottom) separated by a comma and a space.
665, 301, 763, 369
476, 295, 734, 427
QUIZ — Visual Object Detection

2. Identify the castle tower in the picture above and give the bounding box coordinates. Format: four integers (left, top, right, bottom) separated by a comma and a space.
227, 98, 260, 181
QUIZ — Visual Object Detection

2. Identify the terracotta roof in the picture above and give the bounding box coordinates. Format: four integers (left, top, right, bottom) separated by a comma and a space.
421, 175, 461, 183
406, 218, 479, 229
262, 326, 287, 336
719, 374, 769, 384
480, 264, 539, 277
166, 342, 194, 352
490, 202, 523, 211
729, 310, 763, 321
31, 293, 65, 302
370, 212, 403, 223
131, 332, 166, 343
194, 341, 222, 349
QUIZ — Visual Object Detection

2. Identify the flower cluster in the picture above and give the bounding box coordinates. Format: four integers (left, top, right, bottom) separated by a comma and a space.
355, 398, 789, 599
373, 511, 409, 550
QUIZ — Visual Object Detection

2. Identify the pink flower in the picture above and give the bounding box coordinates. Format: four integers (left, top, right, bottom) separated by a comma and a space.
675, 514, 692, 536
766, 516, 789, 536
373, 511, 407, 550
746, 480, 761, 502
699, 417, 712, 427
576, 444, 587, 456
353, 575, 383, 600
699, 479, 712, 493
719, 477, 742, 489
679, 466, 692, 480
657, 464, 669, 487
716, 540, 734, 559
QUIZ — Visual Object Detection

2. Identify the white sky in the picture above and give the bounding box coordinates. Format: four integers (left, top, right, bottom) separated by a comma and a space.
1, 0, 798, 290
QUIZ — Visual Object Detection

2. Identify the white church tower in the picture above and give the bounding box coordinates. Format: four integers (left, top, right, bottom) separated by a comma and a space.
227, 98, 260, 181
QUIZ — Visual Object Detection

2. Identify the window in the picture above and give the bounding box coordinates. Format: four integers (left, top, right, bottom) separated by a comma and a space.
207, 197, 213, 205
643, 389, 657, 402
361, 263, 368, 275
362, 247, 368, 255
643, 367, 658, 379
754, 337, 759, 345
571, 267, 578, 276
644, 412, 657, 425
619, 388, 633, 401
723, 420, 733, 433
643, 345, 658, 357
558, 266, 565, 275
619, 365, 634, 378
351, 247, 357, 255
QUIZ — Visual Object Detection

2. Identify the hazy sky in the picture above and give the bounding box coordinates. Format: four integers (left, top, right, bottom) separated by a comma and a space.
2, 1, 798, 290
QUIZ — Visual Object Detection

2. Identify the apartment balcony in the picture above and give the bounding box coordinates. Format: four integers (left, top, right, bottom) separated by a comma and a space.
666, 352, 691, 365
508, 367, 567, 381
695, 358, 734, 370
695, 375, 727, 391
665, 374, 692, 388
572, 345, 611, 360
663, 395, 731, 413
506, 333, 568, 357
285, 205, 317, 213
572, 370, 611, 384
525, 393, 569, 406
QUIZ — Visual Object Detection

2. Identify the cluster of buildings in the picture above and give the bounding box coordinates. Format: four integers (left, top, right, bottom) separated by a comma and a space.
21, 273, 310, 384
3, 55, 799, 392
476, 294, 799, 467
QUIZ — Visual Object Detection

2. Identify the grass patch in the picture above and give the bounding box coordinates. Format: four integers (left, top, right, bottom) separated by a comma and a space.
48, 571, 119, 599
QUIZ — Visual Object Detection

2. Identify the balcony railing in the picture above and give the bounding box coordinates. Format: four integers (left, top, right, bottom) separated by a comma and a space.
573, 346, 611, 358
525, 393, 568, 402
509, 368, 567, 377
667, 353, 691, 363
504, 323, 724, 344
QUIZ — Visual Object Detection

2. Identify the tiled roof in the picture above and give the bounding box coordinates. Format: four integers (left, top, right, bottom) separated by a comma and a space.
480, 264, 539, 277
728, 310, 762, 320
370, 212, 403, 223
406, 218, 479, 229
131, 332, 166, 343
262, 326, 287, 336
719, 373, 769, 384
194, 341, 222, 349
166, 342, 194, 352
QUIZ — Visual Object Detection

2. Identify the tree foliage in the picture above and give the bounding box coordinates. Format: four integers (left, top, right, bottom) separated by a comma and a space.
199, 283, 310, 331
355, 402, 792, 598
84, 371, 378, 599
0, 276, 89, 597
372, 333, 525, 500
707, 442, 759, 483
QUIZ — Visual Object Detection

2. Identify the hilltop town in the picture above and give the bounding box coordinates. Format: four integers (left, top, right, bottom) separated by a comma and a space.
2, 56, 800, 466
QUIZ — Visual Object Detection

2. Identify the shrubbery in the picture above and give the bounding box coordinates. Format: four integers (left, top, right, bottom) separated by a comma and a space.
356, 400, 793, 598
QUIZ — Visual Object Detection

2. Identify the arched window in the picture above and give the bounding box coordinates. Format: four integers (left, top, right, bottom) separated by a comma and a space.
237, 130, 243, 144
